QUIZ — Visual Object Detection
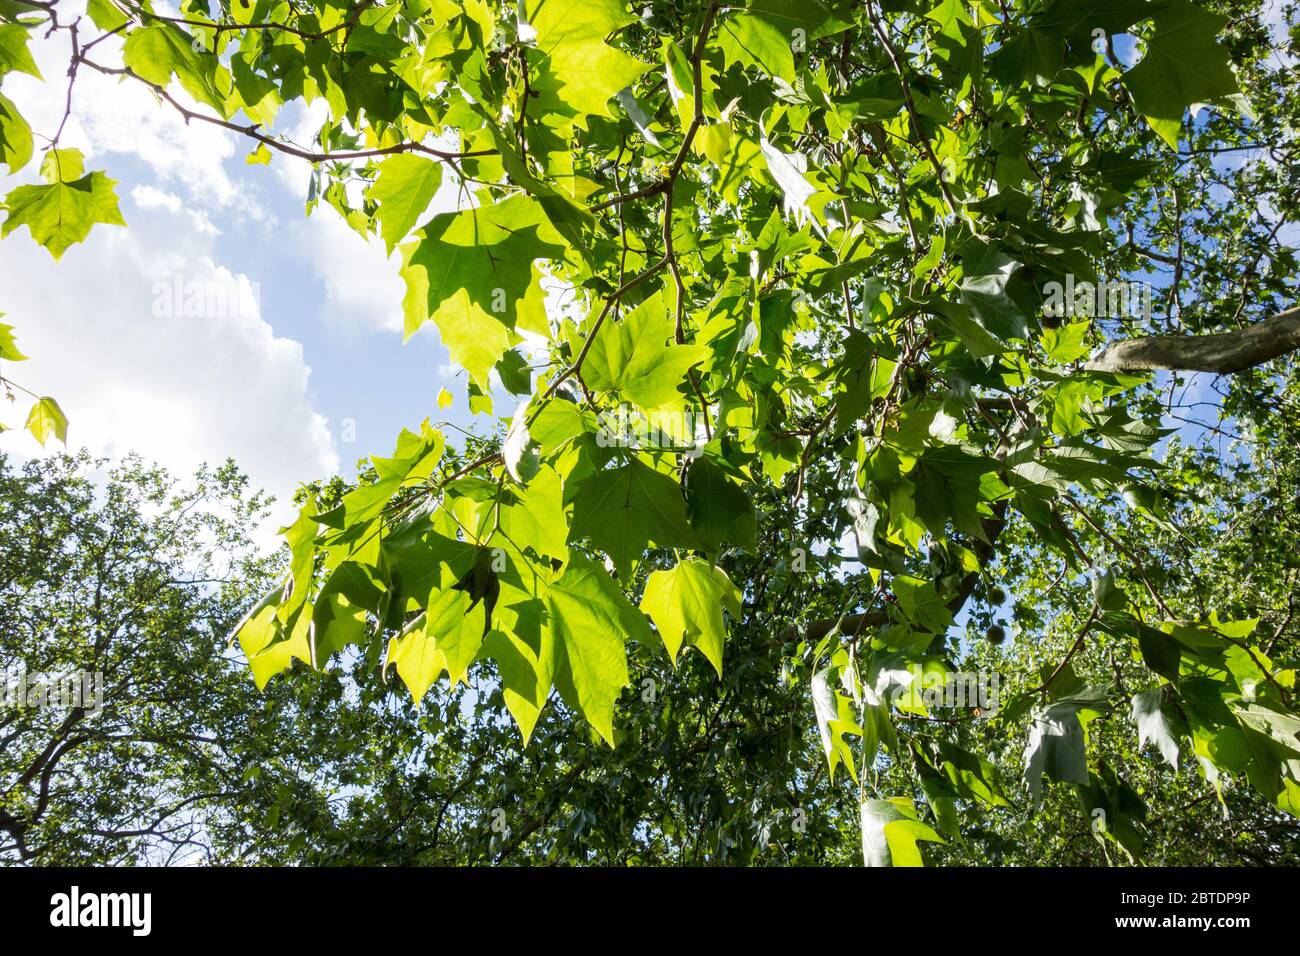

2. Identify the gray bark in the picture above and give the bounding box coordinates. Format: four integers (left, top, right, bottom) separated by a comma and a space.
1085, 306, 1300, 374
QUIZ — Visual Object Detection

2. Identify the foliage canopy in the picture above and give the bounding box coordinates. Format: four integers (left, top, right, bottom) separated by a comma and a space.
2, 0, 1299, 864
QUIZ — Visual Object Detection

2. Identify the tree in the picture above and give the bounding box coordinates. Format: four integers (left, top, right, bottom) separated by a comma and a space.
0, 451, 287, 861
2, 0, 1298, 865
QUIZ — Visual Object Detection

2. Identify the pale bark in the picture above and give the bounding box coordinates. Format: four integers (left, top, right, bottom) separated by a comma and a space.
1086, 306, 1300, 374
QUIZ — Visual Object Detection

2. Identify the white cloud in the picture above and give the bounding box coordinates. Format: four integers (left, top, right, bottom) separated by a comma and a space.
0, 223, 340, 518
288, 205, 407, 335
132, 185, 221, 235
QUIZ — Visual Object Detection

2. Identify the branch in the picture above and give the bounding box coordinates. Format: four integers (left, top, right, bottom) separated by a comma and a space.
74, 56, 493, 164
1085, 306, 1300, 374
779, 500, 1008, 643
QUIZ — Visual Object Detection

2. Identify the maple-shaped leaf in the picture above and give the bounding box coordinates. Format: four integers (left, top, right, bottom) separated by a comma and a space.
368, 154, 442, 255
568, 457, 701, 579
582, 290, 707, 412
399, 194, 567, 387
1123, 0, 1243, 149
547, 553, 645, 746
521, 0, 653, 119
3, 148, 125, 259
640, 557, 740, 676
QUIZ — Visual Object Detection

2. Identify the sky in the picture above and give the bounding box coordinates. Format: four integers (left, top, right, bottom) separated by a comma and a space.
0, 8, 480, 532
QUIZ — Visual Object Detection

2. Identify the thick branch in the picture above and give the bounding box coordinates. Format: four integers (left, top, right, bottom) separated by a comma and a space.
1086, 306, 1300, 374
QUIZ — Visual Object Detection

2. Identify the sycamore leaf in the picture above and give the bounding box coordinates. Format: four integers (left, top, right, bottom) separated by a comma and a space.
812, 666, 863, 782
238, 606, 313, 691
0, 23, 40, 79
0, 90, 32, 175
86, 0, 131, 32
1024, 700, 1093, 803
481, 575, 558, 744
2, 168, 126, 259
547, 553, 645, 745
0, 317, 27, 362
386, 619, 448, 705
959, 244, 1027, 343
568, 458, 702, 579
501, 463, 570, 559
122, 22, 230, 116
684, 456, 757, 552
860, 798, 945, 867
387, 588, 489, 703
522, 0, 652, 119
433, 585, 490, 686
399, 194, 566, 386
583, 291, 707, 412
311, 561, 384, 661
1132, 687, 1181, 768
1124, 0, 1242, 149
640, 557, 740, 676
503, 397, 542, 483
481, 625, 555, 745
24, 396, 68, 446
760, 136, 826, 227
369, 154, 442, 254
1043, 320, 1091, 365
718, 0, 849, 81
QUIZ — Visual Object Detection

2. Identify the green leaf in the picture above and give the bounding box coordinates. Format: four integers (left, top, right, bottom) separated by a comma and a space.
1092, 565, 1128, 611
86, 0, 131, 32
640, 556, 740, 676
521, 0, 653, 119
718, 0, 848, 81
311, 561, 383, 661
387, 587, 489, 703
3, 169, 126, 259
860, 798, 944, 867
569, 458, 701, 579
1132, 687, 1180, 768
582, 291, 708, 412
238, 606, 313, 691
0, 317, 27, 361
1043, 320, 1091, 365
122, 23, 229, 116
502, 397, 541, 483
399, 194, 566, 386
0, 23, 40, 79
481, 621, 556, 745
1123, 0, 1243, 149
0, 90, 32, 175
959, 244, 1028, 343
812, 664, 862, 782
684, 456, 757, 552
40, 148, 85, 181
547, 553, 644, 745
501, 463, 570, 559
1023, 700, 1092, 803
369, 154, 442, 254
24, 396, 68, 446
